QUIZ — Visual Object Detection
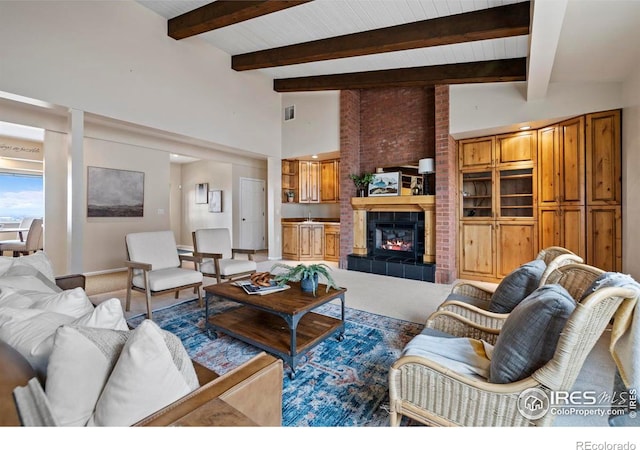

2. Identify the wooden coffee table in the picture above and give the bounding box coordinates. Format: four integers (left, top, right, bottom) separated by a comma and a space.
203, 281, 346, 378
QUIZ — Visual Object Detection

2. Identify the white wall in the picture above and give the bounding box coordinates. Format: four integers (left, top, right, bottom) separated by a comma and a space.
179, 161, 233, 247
0, 1, 281, 158
622, 62, 640, 279
282, 92, 340, 158
450, 81, 623, 138
83, 137, 171, 273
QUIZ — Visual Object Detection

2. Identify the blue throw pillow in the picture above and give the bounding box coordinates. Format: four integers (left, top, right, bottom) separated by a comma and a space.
488, 259, 546, 313
489, 284, 576, 384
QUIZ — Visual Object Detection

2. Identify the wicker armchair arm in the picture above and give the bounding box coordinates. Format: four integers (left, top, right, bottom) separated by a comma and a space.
450, 282, 495, 301
426, 309, 503, 344
389, 356, 545, 426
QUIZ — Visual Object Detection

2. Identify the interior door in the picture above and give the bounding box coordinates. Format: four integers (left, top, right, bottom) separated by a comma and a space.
239, 178, 266, 250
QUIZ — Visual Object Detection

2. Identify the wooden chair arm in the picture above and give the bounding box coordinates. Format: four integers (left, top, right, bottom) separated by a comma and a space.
124, 260, 152, 271
179, 254, 199, 263
193, 251, 223, 260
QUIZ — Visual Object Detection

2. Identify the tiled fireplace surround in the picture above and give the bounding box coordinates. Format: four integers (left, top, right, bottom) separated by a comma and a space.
338, 86, 456, 283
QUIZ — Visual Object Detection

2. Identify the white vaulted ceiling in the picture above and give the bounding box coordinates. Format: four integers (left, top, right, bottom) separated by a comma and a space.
137, 0, 640, 97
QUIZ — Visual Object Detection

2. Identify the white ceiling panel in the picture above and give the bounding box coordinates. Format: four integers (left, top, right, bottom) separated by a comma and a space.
136, 0, 640, 92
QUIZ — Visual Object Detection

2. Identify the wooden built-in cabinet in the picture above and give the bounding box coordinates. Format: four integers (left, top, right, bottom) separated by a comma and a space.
281, 221, 340, 261
458, 109, 622, 282
458, 130, 537, 282
281, 159, 340, 204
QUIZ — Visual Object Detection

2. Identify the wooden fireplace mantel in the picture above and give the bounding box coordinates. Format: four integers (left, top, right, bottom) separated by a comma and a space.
350, 195, 435, 263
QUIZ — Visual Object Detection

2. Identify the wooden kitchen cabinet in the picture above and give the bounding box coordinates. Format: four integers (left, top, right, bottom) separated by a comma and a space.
299, 224, 324, 260
320, 160, 339, 203
587, 205, 622, 272
299, 161, 320, 203
496, 221, 537, 278
458, 221, 495, 279
586, 110, 621, 205
323, 224, 340, 262
282, 223, 299, 260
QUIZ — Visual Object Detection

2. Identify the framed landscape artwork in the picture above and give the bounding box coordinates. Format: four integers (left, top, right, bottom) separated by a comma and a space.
368, 171, 401, 197
87, 166, 144, 217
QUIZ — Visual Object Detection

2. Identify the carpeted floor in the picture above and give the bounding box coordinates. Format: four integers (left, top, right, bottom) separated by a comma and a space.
127, 298, 423, 427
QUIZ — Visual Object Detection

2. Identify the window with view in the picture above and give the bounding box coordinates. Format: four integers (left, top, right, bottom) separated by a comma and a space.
0, 173, 44, 226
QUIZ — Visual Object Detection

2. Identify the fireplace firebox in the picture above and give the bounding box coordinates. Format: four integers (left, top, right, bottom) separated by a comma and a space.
373, 222, 419, 260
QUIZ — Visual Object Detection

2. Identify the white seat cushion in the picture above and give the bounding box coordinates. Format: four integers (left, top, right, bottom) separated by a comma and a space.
200, 258, 257, 277
132, 267, 202, 292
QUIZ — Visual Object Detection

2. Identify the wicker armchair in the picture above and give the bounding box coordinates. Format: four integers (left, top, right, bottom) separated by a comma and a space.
434, 248, 586, 339
429, 263, 604, 344
389, 268, 635, 427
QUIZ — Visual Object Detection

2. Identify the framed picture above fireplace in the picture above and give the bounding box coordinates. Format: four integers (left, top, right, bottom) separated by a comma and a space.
368, 171, 400, 197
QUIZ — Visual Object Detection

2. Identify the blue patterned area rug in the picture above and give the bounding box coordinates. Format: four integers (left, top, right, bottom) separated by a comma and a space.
128, 298, 423, 426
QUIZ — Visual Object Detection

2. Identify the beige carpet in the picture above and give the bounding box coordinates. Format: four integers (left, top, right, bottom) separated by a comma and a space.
85, 258, 616, 427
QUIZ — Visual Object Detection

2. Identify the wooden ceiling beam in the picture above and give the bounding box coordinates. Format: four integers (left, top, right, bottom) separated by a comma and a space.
273, 58, 527, 92
168, 0, 313, 40
233, 1, 530, 71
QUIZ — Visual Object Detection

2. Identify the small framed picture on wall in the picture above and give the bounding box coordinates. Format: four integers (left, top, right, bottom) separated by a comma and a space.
209, 190, 222, 213
195, 183, 209, 204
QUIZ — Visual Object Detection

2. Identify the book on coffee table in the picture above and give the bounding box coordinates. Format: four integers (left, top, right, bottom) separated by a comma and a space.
233, 280, 291, 295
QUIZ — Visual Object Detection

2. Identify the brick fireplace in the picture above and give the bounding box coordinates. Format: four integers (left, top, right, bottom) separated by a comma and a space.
338, 86, 457, 283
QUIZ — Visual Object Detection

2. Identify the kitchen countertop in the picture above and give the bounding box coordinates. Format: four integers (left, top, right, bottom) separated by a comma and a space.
281, 218, 340, 224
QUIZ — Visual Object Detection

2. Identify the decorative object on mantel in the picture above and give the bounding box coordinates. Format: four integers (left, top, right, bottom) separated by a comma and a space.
368, 171, 401, 197
208, 190, 222, 212
195, 183, 208, 204
286, 190, 295, 202
419, 158, 435, 195
349, 172, 375, 197
271, 262, 339, 296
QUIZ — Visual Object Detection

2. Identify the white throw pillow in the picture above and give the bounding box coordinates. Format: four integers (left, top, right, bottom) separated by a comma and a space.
32, 298, 129, 376
46, 322, 199, 427
46, 326, 130, 426
29, 287, 95, 318
0, 251, 56, 283
88, 320, 199, 426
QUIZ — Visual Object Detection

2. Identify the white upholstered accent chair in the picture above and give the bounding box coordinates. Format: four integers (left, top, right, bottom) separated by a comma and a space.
125, 230, 203, 320
0, 218, 43, 257
192, 228, 257, 284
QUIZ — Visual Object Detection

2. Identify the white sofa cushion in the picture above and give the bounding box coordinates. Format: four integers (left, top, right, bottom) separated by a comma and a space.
199, 258, 256, 276
126, 231, 181, 271
132, 267, 202, 292
87, 320, 199, 426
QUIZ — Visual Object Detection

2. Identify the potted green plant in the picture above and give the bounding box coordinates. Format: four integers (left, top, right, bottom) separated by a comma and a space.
349, 172, 375, 197
270, 262, 339, 296
286, 190, 295, 202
